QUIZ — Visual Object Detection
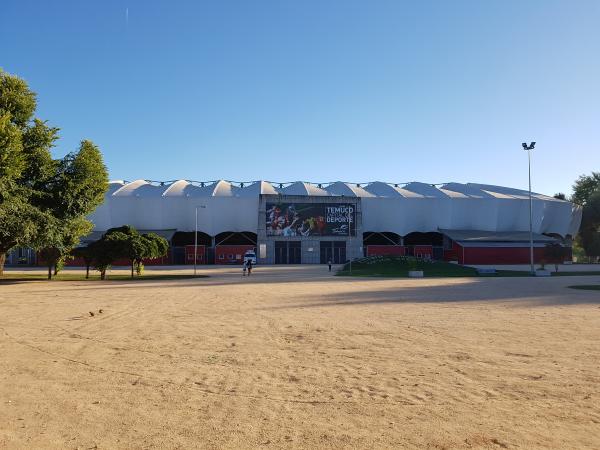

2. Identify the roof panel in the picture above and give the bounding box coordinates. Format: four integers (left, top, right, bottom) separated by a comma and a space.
440, 229, 557, 243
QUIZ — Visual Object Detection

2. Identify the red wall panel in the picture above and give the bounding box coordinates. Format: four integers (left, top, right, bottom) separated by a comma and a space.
459, 245, 570, 265
215, 245, 255, 265
185, 245, 206, 264
366, 245, 406, 257
413, 245, 433, 258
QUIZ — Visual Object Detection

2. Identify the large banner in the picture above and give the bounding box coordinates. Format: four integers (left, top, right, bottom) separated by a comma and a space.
266, 203, 356, 237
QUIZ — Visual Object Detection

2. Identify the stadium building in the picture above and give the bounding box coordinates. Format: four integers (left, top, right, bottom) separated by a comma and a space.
76, 179, 582, 266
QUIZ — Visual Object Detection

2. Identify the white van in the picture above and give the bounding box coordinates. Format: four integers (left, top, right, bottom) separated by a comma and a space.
244, 250, 257, 265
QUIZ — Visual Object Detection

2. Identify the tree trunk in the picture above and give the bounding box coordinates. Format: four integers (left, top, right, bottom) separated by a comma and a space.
101, 269, 106, 280
54, 264, 58, 276
131, 261, 134, 279
86, 265, 90, 279
47, 265, 52, 280
0, 252, 5, 276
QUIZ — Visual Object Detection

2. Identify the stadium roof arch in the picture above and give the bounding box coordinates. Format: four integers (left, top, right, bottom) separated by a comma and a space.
88, 180, 582, 238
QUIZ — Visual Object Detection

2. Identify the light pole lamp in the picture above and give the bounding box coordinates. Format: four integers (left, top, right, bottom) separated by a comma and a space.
194, 205, 206, 276
522, 141, 536, 275
347, 203, 353, 274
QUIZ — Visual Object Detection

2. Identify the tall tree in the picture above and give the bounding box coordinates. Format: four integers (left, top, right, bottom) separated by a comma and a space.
72, 244, 95, 279
35, 140, 108, 278
0, 70, 108, 275
572, 172, 600, 205
135, 233, 169, 275
104, 226, 140, 278
37, 216, 93, 279
101, 227, 169, 278
89, 234, 124, 280
544, 242, 565, 272
579, 190, 600, 260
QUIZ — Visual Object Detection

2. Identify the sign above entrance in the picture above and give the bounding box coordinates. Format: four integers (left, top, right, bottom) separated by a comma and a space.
266, 202, 356, 237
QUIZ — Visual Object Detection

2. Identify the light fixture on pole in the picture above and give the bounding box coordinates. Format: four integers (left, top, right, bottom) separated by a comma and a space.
347, 203, 353, 274
194, 205, 206, 276
522, 141, 536, 275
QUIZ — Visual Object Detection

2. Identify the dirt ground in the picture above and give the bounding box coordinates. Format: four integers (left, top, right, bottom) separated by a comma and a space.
1, 266, 599, 449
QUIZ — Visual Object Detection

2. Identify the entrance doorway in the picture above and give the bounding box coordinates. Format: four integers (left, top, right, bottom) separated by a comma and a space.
320, 241, 346, 264
274, 241, 301, 264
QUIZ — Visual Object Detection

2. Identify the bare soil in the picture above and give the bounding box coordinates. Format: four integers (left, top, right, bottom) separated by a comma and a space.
1, 266, 599, 449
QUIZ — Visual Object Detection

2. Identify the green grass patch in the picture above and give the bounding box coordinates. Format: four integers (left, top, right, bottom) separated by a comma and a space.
336, 256, 481, 278
568, 285, 600, 291
336, 256, 600, 278
550, 271, 600, 276
0, 273, 207, 283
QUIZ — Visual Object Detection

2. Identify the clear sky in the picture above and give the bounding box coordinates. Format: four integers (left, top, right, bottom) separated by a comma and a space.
2, 0, 598, 196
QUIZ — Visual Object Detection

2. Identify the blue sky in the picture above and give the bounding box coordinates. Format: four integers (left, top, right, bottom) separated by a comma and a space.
2, 0, 598, 196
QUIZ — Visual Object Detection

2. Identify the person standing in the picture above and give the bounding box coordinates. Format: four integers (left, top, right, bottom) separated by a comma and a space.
247, 259, 253, 276
328, 259, 332, 272
242, 260, 247, 277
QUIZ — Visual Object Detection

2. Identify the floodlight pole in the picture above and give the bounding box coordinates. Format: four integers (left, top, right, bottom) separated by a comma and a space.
194, 207, 198, 276
194, 205, 206, 277
348, 204, 352, 274
523, 142, 536, 275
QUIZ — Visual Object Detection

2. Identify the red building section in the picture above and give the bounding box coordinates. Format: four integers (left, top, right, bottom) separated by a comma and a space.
366, 245, 406, 257
412, 245, 433, 259
450, 242, 571, 265
215, 245, 255, 265
185, 245, 206, 264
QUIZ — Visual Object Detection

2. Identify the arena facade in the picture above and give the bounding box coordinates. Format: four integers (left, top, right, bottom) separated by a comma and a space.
77, 179, 582, 266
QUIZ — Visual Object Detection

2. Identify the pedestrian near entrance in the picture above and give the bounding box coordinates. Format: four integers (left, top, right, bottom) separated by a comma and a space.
328, 259, 332, 272
247, 260, 253, 276
242, 261, 247, 277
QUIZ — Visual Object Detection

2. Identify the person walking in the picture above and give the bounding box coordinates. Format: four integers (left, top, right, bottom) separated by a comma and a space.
328, 259, 332, 272
247, 259, 253, 276
242, 260, 247, 277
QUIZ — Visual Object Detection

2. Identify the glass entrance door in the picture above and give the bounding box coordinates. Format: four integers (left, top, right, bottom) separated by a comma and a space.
333, 241, 346, 264
275, 241, 288, 264
320, 241, 347, 264
288, 241, 301, 264
275, 241, 301, 264
320, 242, 333, 264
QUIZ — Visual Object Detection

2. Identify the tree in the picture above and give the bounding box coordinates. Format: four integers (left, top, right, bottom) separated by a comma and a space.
0, 70, 108, 275
579, 190, 600, 261
102, 227, 169, 278
89, 234, 123, 280
572, 172, 600, 205
72, 245, 94, 279
104, 226, 140, 278
36, 216, 93, 279
544, 242, 565, 272
136, 233, 169, 274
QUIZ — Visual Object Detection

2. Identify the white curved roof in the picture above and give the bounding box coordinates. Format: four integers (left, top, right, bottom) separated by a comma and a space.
88, 180, 582, 237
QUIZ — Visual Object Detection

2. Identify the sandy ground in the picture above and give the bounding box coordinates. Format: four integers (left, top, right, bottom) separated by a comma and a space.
1, 266, 599, 450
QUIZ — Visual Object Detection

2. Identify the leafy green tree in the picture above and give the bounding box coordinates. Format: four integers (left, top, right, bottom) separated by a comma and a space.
135, 233, 169, 274
37, 216, 93, 279
102, 227, 169, 278
104, 226, 140, 278
572, 172, 600, 205
89, 234, 123, 280
579, 190, 600, 261
0, 70, 108, 275
544, 242, 565, 272
72, 245, 95, 279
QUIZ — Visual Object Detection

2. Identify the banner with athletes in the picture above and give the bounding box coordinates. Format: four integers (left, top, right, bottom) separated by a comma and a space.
266, 203, 356, 237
